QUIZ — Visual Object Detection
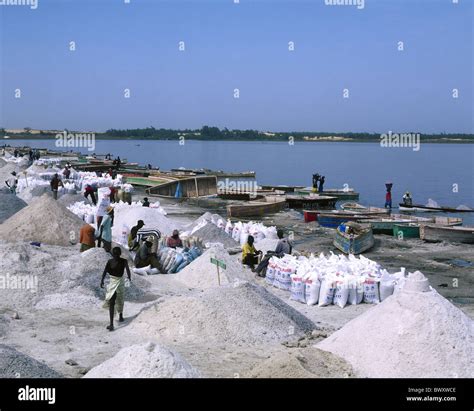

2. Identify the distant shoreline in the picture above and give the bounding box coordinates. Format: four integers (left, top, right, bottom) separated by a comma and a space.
2, 136, 473, 144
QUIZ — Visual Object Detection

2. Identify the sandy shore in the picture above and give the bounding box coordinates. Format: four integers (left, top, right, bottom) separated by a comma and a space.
0, 184, 472, 379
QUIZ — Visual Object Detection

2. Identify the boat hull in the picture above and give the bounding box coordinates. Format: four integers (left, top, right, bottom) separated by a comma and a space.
226, 197, 287, 218
399, 203, 474, 213
420, 225, 474, 244
286, 195, 337, 210
393, 224, 420, 239
333, 226, 375, 254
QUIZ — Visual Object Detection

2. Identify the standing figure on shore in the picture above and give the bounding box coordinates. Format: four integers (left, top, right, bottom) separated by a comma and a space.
98, 206, 114, 253
5, 171, 18, 194
50, 173, 64, 200
318, 176, 325, 193
63, 165, 71, 180
101, 247, 131, 331
385, 181, 393, 209
312, 173, 320, 191
142, 197, 150, 207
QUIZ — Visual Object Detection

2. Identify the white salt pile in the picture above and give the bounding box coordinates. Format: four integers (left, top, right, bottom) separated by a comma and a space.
0, 244, 152, 310
317, 271, 474, 378
243, 347, 353, 378
17, 185, 51, 203
84, 342, 200, 378
0, 195, 85, 246
0, 344, 62, 378
175, 245, 251, 289
189, 222, 239, 248
111, 201, 177, 245
129, 281, 315, 345
0, 193, 27, 223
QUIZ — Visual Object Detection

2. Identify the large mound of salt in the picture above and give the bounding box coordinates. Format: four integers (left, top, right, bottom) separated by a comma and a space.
0, 344, 62, 378
191, 222, 238, 247
317, 272, 474, 378
83, 342, 200, 378
0, 194, 85, 246
0, 243, 152, 310
175, 245, 252, 290
129, 281, 315, 345
0, 193, 27, 223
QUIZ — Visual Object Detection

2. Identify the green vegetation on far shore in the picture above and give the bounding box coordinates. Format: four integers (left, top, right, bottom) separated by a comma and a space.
1, 126, 473, 143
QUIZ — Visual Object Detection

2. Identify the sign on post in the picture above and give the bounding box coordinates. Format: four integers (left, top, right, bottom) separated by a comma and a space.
210, 257, 226, 286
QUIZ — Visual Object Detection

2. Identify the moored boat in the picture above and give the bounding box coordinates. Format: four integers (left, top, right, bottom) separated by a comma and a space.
286, 195, 337, 210
393, 223, 420, 239
399, 203, 474, 213
333, 222, 375, 254
340, 202, 390, 214
419, 225, 474, 244
363, 215, 434, 234
226, 196, 287, 218
318, 212, 375, 228
295, 187, 360, 201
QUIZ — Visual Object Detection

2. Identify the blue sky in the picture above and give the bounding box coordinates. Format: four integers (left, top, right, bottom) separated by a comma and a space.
0, 0, 472, 133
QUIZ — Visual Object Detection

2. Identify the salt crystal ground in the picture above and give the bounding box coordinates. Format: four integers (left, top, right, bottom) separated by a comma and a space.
0, 160, 473, 379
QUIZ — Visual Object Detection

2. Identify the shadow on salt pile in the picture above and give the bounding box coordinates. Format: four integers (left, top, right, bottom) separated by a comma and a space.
127, 281, 316, 346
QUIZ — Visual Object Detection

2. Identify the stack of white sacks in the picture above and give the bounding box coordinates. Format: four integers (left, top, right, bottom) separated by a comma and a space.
265, 252, 403, 308
181, 216, 278, 246
14, 160, 132, 197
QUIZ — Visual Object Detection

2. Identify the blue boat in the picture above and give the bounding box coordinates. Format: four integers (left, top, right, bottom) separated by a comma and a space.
318, 212, 374, 229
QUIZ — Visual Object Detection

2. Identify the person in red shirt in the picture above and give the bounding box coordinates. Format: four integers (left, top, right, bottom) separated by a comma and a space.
385, 191, 392, 208
84, 184, 97, 205
166, 230, 183, 249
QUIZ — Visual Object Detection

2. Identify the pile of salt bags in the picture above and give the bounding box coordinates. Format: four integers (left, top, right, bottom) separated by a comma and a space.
264, 252, 405, 308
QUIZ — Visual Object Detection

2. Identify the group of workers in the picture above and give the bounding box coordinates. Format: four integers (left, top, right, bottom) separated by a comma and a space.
312, 173, 325, 193
241, 229, 293, 276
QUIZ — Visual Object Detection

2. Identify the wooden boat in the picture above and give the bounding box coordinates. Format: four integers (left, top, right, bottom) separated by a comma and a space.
303, 209, 321, 223
318, 212, 375, 228
420, 225, 474, 244
340, 202, 390, 214
399, 203, 474, 213
334, 222, 374, 254
295, 187, 359, 200
146, 176, 217, 198
285, 195, 337, 210
393, 223, 420, 239
218, 192, 265, 201
259, 184, 304, 193
226, 196, 287, 218
363, 215, 433, 234
305, 208, 389, 224
171, 168, 256, 178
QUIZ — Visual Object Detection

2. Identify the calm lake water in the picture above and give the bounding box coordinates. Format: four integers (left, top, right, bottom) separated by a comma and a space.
7, 139, 474, 223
